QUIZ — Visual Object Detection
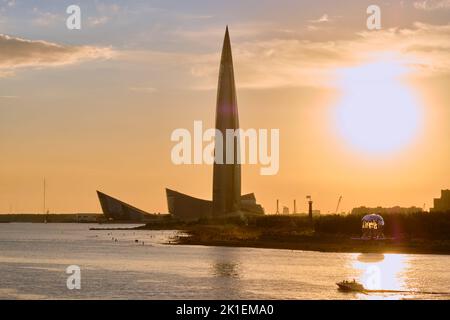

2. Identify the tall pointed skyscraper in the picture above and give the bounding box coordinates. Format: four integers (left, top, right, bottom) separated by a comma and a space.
98, 27, 264, 221
212, 27, 241, 215
159, 27, 264, 220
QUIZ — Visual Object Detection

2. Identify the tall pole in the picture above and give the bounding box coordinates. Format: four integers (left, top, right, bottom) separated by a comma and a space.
293, 200, 297, 214
308, 200, 313, 222
307, 196, 313, 223
43, 178, 46, 215
276, 199, 279, 214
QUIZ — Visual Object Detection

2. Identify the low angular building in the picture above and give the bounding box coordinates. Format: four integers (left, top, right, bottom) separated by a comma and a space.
166, 189, 264, 221
166, 189, 213, 221
97, 191, 152, 222
166, 27, 264, 220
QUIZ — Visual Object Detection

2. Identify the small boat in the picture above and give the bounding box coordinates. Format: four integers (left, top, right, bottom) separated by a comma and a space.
336, 279, 365, 292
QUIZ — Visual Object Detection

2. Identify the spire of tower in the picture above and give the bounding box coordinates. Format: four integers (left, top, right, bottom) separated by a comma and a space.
213, 26, 241, 214
220, 26, 232, 66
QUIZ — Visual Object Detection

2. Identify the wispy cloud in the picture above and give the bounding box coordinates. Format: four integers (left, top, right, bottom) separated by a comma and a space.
118, 22, 450, 90
174, 13, 214, 20
309, 14, 330, 23
31, 7, 63, 27
185, 22, 450, 89
0, 34, 115, 77
0, 0, 14, 25
86, 3, 121, 27
170, 23, 273, 42
3, 0, 15, 8
305, 13, 341, 32
129, 86, 157, 93
88, 16, 110, 27
413, 0, 450, 10
97, 3, 121, 15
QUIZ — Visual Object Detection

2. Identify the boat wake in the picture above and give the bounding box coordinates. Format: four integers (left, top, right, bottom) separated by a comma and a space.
337, 280, 450, 296
363, 289, 450, 296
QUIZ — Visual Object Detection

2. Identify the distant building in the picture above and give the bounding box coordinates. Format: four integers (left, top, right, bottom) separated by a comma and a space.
431, 190, 450, 212
97, 191, 153, 222
166, 189, 264, 221
351, 206, 423, 215
166, 189, 212, 221
282, 206, 290, 215
312, 210, 321, 217
240, 193, 265, 215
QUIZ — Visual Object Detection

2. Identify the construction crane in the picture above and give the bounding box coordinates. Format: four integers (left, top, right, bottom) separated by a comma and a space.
335, 196, 343, 214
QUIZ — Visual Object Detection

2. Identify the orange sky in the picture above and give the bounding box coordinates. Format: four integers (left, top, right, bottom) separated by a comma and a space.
0, 1, 449, 214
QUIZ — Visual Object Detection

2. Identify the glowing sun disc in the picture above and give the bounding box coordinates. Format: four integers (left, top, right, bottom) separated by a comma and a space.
335, 60, 421, 154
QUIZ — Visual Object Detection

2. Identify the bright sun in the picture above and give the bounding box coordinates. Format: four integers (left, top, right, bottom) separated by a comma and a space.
335, 59, 421, 154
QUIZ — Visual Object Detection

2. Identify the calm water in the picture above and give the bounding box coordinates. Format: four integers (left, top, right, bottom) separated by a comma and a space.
0, 223, 449, 300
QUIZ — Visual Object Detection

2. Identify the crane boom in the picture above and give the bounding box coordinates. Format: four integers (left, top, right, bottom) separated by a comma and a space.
335, 196, 342, 214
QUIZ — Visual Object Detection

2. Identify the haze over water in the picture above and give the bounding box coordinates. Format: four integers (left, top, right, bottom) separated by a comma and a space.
0, 224, 448, 300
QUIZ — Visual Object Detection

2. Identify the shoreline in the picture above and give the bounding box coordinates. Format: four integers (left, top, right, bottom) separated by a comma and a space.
90, 210, 450, 255
172, 222, 450, 255
176, 236, 450, 255
87, 223, 450, 255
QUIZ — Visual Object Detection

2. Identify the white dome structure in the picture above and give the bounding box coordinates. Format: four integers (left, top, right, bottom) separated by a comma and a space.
361, 214, 385, 239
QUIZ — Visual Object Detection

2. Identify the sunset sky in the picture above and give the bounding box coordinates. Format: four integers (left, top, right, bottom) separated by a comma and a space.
0, 0, 449, 214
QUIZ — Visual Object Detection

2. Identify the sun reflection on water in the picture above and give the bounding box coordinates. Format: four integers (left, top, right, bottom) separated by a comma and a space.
352, 253, 409, 292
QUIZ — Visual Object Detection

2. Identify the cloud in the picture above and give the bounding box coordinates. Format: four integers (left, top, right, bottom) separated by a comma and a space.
170, 24, 267, 42
4, 0, 15, 8
172, 12, 214, 20
75, 21, 450, 90
31, 8, 63, 27
86, 3, 122, 27
1, 0, 15, 9
185, 22, 450, 89
414, 0, 450, 10
355, 23, 450, 72
97, 3, 121, 15
0, 0, 13, 24
309, 14, 330, 23
305, 14, 339, 32
89, 16, 110, 26
0, 34, 115, 77
129, 86, 157, 93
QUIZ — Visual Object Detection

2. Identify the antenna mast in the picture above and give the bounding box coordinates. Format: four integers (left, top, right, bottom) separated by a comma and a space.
43, 178, 46, 215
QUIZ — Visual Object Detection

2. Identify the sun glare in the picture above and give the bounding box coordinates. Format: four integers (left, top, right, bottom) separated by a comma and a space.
335, 59, 421, 154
